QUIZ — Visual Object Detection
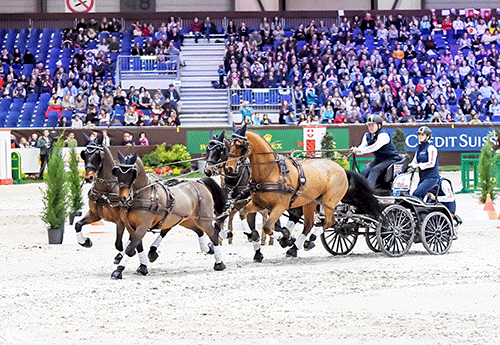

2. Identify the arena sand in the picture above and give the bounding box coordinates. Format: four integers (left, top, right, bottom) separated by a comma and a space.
0, 173, 499, 345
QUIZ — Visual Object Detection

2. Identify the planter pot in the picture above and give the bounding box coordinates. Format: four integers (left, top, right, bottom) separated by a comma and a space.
48, 226, 64, 244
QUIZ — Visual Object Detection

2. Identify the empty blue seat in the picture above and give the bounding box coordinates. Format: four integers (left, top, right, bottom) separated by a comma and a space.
98, 32, 110, 40
0, 98, 12, 111
0, 110, 8, 127
5, 110, 21, 127
46, 111, 59, 127
114, 105, 125, 112
61, 110, 73, 123
87, 41, 98, 49
492, 115, 500, 122
11, 98, 25, 111
297, 40, 307, 52
133, 37, 144, 47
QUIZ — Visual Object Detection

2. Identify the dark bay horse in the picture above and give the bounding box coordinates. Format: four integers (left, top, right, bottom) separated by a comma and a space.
205, 130, 269, 246
76, 138, 155, 277
112, 152, 226, 277
224, 124, 382, 258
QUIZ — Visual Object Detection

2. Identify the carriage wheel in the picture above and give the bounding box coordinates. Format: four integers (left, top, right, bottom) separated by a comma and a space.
320, 219, 358, 256
420, 211, 453, 255
365, 229, 381, 253
376, 204, 415, 257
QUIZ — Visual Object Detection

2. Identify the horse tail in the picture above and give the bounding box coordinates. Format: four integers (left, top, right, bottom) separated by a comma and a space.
199, 177, 226, 216
342, 169, 382, 218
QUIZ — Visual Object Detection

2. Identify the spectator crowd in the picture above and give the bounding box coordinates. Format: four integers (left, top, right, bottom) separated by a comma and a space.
220, 13, 500, 125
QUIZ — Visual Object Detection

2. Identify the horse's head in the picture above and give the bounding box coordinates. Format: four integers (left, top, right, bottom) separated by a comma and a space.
81, 133, 104, 183
225, 123, 250, 175
112, 151, 138, 204
205, 130, 228, 176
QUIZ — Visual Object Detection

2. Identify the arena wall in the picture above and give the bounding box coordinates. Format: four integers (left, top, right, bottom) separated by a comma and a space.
10, 124, 495, 167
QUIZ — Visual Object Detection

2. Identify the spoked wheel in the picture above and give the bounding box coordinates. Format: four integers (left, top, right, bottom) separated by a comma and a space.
376, 204, 415, 257
420, 212, 453, 255
365, 228, 381, 252
321, 219, 358, 255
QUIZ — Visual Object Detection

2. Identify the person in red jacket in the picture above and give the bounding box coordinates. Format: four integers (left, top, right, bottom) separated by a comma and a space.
441, 15, 452, 31
190, 17, 202, 43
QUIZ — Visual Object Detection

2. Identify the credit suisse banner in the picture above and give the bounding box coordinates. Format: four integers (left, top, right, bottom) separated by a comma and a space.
385, 127, 492, 151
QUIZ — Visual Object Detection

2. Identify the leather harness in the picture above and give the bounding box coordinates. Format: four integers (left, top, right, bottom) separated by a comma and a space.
88, 188, 121, 208
249, 154, 307, 208
124, 177, 177, 229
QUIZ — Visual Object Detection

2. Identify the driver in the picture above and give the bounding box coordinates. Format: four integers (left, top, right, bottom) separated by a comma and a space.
410, 126, 440, 200
351, 115, 400, 188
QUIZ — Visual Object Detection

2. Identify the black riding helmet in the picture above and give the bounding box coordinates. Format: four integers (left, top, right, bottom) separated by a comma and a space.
417, 126, 432, 142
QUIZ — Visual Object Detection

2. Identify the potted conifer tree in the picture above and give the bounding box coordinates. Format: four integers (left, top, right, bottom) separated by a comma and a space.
41, 136, 68, 244
68, 143, 83, 225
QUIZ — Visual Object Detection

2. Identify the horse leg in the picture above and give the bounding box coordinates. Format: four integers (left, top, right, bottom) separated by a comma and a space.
288, 203, 316, 257
251, 204, 288, 262
136, 241, 149, 276
219, 209, 236, 244
200, 221, 225, 271
258, 210, 271, 245
74, 211, 99, 248
111, 224, 148, 279
148, 228, 170, 262
238, 201, 261, 243
114, 222, 129, 264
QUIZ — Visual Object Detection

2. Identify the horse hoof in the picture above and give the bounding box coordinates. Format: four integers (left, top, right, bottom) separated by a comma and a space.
286, 245, 298, 258
114, 253, 123, 265
136, 264, 148, 276
228, 238, 233, 245
303, 240, 316, 251
148, 248, 159, 262
207, 242, 215, 255
278, 237, 289, 248
80, 238, 92, 248
214, 262, 226, 271
254, 250, 264, 263
250, 230, 260, 242
269, 238, 274, 245
287, 237, 296, 247
111, 266, 124, 280
227, 231, 233, 239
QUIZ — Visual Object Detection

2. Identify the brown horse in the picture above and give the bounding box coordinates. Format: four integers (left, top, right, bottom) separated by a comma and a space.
76, 140, 151, 276
112, 152, 226, 277
225, 124, 381, 259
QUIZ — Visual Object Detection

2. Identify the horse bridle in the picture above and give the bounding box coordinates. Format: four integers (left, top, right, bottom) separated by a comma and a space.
206, 139, 229, 174
228, 137, 252, 173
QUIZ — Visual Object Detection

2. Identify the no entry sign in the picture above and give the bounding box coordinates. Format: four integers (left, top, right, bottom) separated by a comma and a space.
65, 0, 95, 13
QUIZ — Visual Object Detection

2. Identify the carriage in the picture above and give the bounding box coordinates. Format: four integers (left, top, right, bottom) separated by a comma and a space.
320, 154, 459, 257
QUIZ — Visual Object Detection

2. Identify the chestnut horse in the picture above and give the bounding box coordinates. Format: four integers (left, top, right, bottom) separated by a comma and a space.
112, 153, 226, 277
225, 124, 381, 259
205, 130, 270, 245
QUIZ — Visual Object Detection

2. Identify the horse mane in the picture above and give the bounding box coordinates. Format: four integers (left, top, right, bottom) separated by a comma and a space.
246, 131, 275, 154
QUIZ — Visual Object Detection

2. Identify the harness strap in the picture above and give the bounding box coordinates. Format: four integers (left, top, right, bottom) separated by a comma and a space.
88, 188, 120, 207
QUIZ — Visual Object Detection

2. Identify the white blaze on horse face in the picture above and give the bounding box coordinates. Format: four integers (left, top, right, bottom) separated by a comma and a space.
198, 233, 210, 253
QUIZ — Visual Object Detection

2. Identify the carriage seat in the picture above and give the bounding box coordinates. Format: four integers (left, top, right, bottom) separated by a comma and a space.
382, 154, 410, 183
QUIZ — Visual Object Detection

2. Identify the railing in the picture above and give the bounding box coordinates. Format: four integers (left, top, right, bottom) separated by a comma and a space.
116, 55, 180, 82
228, 88, 296, 113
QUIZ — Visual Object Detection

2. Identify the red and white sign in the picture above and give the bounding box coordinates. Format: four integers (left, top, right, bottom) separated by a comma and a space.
303, 126, 326, 157
65, 0, 95, 13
